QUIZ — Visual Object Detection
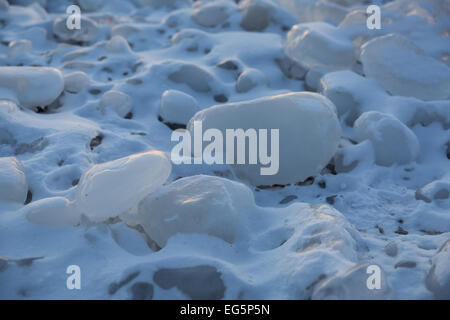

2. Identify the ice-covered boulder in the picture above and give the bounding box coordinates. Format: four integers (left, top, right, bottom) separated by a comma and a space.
64, 71, 90, 94
426, 240, 450, 299
7, 39, 32, 59
312, 263, 394, 299
75, 151, 171, 223
158, 90, 200, 127
139, 0, 191, 9
354, 111, 420, 166
138, 175, 255, 247
236, 68, 268, 93
0, 157, 28, 204
53, 16, 99, 43
100, 90, 132, 118
285, 22, 356, 71
193, 1, 231, 28
0, 67, 64, 109
77, 0, 102, 12
278, 0, 348, 25
415, 180, 450, 203
168, 63, 214, 93
239, 0, 275, 32
187, 92, 341, 186
360, 34, 450, 101
26, 197, 80, 227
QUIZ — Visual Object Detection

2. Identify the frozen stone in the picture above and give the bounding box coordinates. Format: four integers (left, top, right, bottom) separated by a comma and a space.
64, 71, 90, 94
105, 35, 132, 54
415, 180, 450, 203
75, 151, 171, 223
384, 241, 398, 257
25, 197, 80, 227
168, 63, 214, 93
0, 67, 64, 109
285, 22, 356, 71
100, 90, 132, 118
139, 0, 191, 9
193, 1, 230, 28
236, 68, 268, 93
426, 239, 450, 299
0, 157, 28, 204
361, 34, 450, 101
354, 111, 420, 166
305, 68, 327, 91
53, 16, 99, 43
158, 90, 200, 126
239, 0, 275, 32
77, 0, 102, 12
138, 175, 254, 247
278, 0, 348, 25
187, 92, 341, 186
312, 263, 394, 299
7, 40, 32, 59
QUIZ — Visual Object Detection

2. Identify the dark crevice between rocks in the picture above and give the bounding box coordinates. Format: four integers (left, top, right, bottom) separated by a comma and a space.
90, 134, 104, 150
24, 190, 32, 205
108, 271, 140, 295
158, 115, 186, 130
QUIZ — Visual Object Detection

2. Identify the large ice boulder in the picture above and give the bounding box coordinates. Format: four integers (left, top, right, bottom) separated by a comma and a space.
158, 90, 200, 127
100, 90, 133, 118
64, 71, 90, 94
0, 67, 64, 109
236, 68, 268, 93
285, 22, 356, 71
426, 240, 450, 299
187, 92, 341, 186
0, 157, 28, 204
360, 34, 450, 101
26, 197, 80, 227
75, 151, 171, 223
239, 0, 275, 32
354, 111, 420, 166
193, 1, 232, 28
138, 175, 255, 247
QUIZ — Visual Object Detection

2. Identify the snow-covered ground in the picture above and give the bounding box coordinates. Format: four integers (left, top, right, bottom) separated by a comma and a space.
0, 0, 449, 300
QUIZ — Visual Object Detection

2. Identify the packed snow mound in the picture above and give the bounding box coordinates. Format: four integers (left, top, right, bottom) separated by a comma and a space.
312, 263, 394, 299
239, 0, 276, 32
354, 111, 420, 166
426, 240, 450, 299
187, 92, 341, 186
415, 180, 450, 203
361, 34, 450, 101
0, 67, 64, 109
236, 68, 268, 93
64, 71, 90, 94
75, 151, 171, 223
193, 0, 233, 28
100, 90, 133, 118
158, 90, 200, 127
285, 22, 356, 71
138, 175, 255, 247
0, 157, 28, 204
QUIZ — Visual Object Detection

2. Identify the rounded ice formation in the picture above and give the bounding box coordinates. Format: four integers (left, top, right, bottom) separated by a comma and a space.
7, 39, 32, 59
138, 175, 255, 247
239, 0, 275, 32
236, 68, 268, 93
26, 197, 80, 227
0, 67, 64, 109
100, 90, 133, 118
360, 34, 450, 101
158, 90, 200, 126
187, 92, 341, 186
354, 111, 420, 166
75, 151, 171, 223
105, 35, 132, 54
426, 239, 450, 299
193, 2, 230, 28
64, 71, 90, 94
77, 0, 103, 12
415, 180, 450, 203
53, 16, 99, 43
0, 157, 28, 204
285, 22, 356, 71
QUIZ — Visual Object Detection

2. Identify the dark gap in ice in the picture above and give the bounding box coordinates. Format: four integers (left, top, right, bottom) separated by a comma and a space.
108, 271, 140, 295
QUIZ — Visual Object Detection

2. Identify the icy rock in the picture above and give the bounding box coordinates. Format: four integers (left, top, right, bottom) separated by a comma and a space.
193, 1, 230, 28
75, 151, 171, 223
285, 22, 356, 71
105, 35, 132, 54
64, 71, 90, 94
139, 0, 191, 9
0, 157, 28, 204
77, 0, 102, 12
236, 68, 268, 93
384, 241, 398, 257
354, 111, 420, 166
360, 34, 450, 101
187, 92, 341, 186
7, 40, 32, 59
100, 90, 132, 118
426, 240, 450, 299
26, 197, 80, 227
138, 175, 254, 247
168, 63, 214, 93
312, 263, 394, 299
239, 0, 275, 32
305, 68, 327, 91
415, 180, 450, 203
158, 90, 200, 127
275, 55, 307, 80
0, 67, 64, 109
53, 16, 99, 43
278, 0, 348, 26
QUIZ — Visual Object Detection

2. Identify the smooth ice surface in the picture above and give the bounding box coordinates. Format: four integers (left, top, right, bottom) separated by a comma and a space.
158, 90, 200, 126
0, 157, 28, 204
